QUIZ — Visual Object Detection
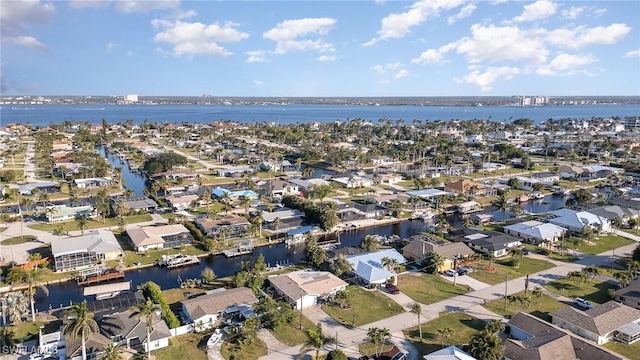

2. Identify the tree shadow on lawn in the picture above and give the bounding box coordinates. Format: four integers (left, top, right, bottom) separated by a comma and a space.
583, 282, 617, 303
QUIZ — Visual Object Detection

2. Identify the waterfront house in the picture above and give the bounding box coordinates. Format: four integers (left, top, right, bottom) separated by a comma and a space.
72, 177, 113, 189
456, 201, 482, 214
609, 197, 640, 211
447, 229, 521, 257
43, 204, 97, 223
51, 229, 123, 272
504, 312, 625, 360
503, 220, 567, 245
345, 249, 407, 286
268, 270, 348, 309
165, 193, 200, 210
261, 208, 305, 230
195, 215, 250, 239
111, 196, 159, 213
211, 187, 259, 200
586, 205, 637, 225
331, 175, 373, 189
261, 179, 300, 198
559, 165, 585, 179
18, 181, 60, 195
216, 165, 254, 177
126, 224, 194, 252
181, 287, 257, 330
445, 179, 496, 198
550, 301, 640, 345
151, 170, 201, 181
401, 235, 474, 271
531, 171, 561, 184
547, 208, 611, 234
374, 173, 403, 185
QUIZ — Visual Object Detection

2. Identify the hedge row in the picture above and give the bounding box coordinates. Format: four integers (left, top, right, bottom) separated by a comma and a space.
139, 281, 181, 328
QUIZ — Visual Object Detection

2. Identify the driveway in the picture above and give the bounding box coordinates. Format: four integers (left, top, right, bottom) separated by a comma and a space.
439, 272, 491, 290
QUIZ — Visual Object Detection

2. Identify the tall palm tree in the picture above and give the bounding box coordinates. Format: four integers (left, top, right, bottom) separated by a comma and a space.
77, 216, 89, 235
298, 323, 336, 360
492, 192, 510, 223
130, 298, 161, 359
437, 327, 453, 348
410, 303, 423, 341
367, 327, 391, 357
63, 300, 99, 360
99, 343, 125, 360
13, 268, 48, 322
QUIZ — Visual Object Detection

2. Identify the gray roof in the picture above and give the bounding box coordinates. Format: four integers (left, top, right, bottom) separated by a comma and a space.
122, 196, 158, 209
550, 301, 640, 336
467, 234, 520, 251
402, 237, 474, 259
182, 287, 257, 320
586, 205, 634, 220
615, 277, 640, 300
51, 229, 123, 257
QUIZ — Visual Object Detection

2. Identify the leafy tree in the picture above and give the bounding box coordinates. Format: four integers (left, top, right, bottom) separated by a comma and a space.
469, 328, 504, 360
326, 349, 348, 360
632, 244, 640, 262
63, 300, 99, 360
0, 325, 16, 348
8, 267, 48, 322
568, 270, 587, 286
509, 248, 524, 269
573, 188, 593, 205
423, 251, 445, 274
330, 254, 353, 277
2, 291, 29, 324
582, 265, 600, 283
298, 323, 336, 360
143, 152, 188, 175
201, 267, 216, 284
506, 178, 520, 190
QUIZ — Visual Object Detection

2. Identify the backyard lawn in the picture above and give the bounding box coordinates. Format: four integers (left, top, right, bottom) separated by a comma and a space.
322, 285, 404, 327
29, 214, 152, 232
604, 339, 640, 360
155, 332, 208, 360
482, 290, 566, 322
269, 315, 317, 346
543, 278, 617, 304
220, 338, 268, 360
571, 234, 634, 255
466, 257, 555, 285
398, 273, 469, 305
402, 312, 486, 356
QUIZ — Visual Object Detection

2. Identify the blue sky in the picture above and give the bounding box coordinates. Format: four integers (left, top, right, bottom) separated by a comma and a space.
1, 0, 639, 97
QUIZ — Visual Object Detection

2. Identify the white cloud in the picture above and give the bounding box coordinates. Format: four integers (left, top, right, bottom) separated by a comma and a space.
246, 51, 267, 63
115, 0, 180, 13
318, 55, 337, 62
395, 69, 411, 78
263, 18, 336, 55
253, 80, 264, 87
373, 65, 386, 74
0, 0, 54, 51
67, 0, 111, 9
411, 48, 447, 64
536, 53, 596, 76
513, 0, 557, 23
447, 3, 476, 25
387, 62, 403, 70
457, 66, 520, 91
546, 23, 631, 49
152, 19, 249, 58
106, 42, 119, 52
625, 49, 640, 58
9, 36, 48, 52
561, 6, 585, 20
364, 0, 465, 46
455, 24, 548, 64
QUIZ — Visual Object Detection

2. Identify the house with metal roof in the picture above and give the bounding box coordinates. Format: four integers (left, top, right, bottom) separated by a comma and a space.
268, 270, 347, 309
18, 181, 60, 195
551, 301, 640, 345
345, 249, 407, 285
548, 208, 611, 234
503, 220, 567, 245
51, 229, 123, 272
43, 204, 97, 223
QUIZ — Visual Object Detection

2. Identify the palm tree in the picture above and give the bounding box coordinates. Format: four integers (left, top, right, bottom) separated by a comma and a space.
298, 322, 336, 360
615, 271, 632, 287
130, 298, 161, 359
367, 327, 391, 357
410, 303, 423, 341
492, 192, 510, 223
532, 286, 543, 301
469, 330, 504, 360
99, 343, 125, 360
63, 300, 99, 360
509, 248, 524, 269
437, 327, 453, 348
2, 291, 29, 324
77, 216, 89, 235
11, 267, 48, 322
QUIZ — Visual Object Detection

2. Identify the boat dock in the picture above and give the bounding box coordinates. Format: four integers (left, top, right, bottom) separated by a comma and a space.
83, 281, 131, 300
166, 256, 201, 269
223, 248, 253, 257
77, 271, 125, 286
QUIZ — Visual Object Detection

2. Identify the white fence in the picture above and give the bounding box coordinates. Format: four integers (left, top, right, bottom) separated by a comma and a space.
169, 323, 193, 337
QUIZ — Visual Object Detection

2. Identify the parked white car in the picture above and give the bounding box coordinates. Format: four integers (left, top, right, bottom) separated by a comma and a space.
443, 269, 457, 277
573, 297, 594, 310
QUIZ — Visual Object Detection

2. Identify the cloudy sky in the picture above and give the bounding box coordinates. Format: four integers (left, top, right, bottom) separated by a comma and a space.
1, 0, 639, 96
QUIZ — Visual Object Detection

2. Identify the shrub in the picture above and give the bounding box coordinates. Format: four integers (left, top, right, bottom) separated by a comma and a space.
138, 281, 180, 328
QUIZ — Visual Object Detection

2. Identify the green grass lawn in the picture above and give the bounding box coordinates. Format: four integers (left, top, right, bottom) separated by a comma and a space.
604, 339, 640, 359
482, 290, 566, 322
29, 214, 152, 232
359, 341, 396, 357
543, 278, 617, 304
402, 312, 486, 356
466, 257, 556, 285
220, 338, 268, 360
398, 273, 469, 305
572, 234, 634, 255
154, 332, 208, 360
322, 285, 404, 327
269, 315, 317, 346
8, 320, 63, 343
0, 235, 36, 245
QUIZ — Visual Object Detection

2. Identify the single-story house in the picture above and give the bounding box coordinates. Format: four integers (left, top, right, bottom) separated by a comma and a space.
503, 220, 567, 245
288, 177, 331, 192
608, 197, 640, 211
401, 235, 474, 272
195, 215, 250, 239
72, 177, 113, 189
268, 270, 348, 309
531, 171, 561, 184
615, 278, 640, 311
481, 162, 508, 172
456, 201, 482, 214
346, 249, 407, 285
505, 312, 625, 360
423, 346, 477, 360
181, 287, 257, 330
44, 204, 98, 223
331, 176, 373, 189
586, 205, 637, 225
51, 229, 123, 272
19, 181, 60, 195
112, 196, 158, 213
126, 224, 194, 252
216, 166, 254, 177
165, 193, 200, 210
551, 301, 640, 345
445, 179, 495, 198
262, 179, 300, 198
151, 170, 201, 180
261, 208, 305, 230
211, 187, 259, 200
449, 230, 521, 258
375, 173, 403, 185
548, 208, 611, 234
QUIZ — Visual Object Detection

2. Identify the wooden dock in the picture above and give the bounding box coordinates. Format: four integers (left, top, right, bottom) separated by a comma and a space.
223, 248, 253, 258
77, 271, 125, 286
166, 257, 201, 269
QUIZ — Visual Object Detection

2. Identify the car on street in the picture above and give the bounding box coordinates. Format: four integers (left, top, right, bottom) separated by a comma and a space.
385, 283, 400, 294
573, 297, 594, 310
444, 269, 457, 277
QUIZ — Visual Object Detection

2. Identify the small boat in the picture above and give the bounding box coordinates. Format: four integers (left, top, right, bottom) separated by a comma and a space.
531, 192, 544, 200
156, 254, 184, 266
553, 187, 571, 196
207, 329, 223, 348
518, 194, 530, 202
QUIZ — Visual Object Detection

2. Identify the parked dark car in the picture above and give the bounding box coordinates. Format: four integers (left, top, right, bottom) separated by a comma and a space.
385, 283, 400, 294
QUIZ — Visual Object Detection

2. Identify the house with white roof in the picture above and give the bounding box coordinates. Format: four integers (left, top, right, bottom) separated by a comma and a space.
268, 270, 347, 309
126, 224, 194, 252
51, 229, 123, 272
423, 346, 477, 360
548, 208, 611, 234
345, 249, 407, 285
44, 204, 97, 223
503, 220, 567, 245
331, 176, 373, 189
